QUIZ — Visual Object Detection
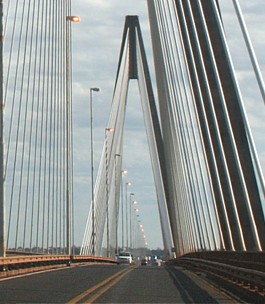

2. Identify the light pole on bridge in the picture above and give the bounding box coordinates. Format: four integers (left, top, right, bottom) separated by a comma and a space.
0, 0, 5, 258
125, 182, 132, 249
65, 14, 80, 257
129, 193, 134, 250
90, 87, 100, 256
114, 153, 121, 255
121, 170, 128, 249
131, 202, 139, 250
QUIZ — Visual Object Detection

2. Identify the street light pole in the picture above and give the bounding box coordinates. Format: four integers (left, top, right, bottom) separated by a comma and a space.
131, 201, 138, 250
125, 182, 132, 249
90, 87, 100, 256
114, 154, 121, 255
65, 13, 80, 257
133, 207, 139, 250
0, 0, 5, 258
129, 193, 134, 250
121, 170, 127, 249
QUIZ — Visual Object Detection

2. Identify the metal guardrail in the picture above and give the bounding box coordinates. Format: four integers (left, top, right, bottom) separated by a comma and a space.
0, 254, 117, 278
181, 251, 265, 272
171, 252, 265, 303
181, 257, 265, 290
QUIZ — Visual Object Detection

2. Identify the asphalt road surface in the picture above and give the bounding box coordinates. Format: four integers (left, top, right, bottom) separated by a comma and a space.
0, 263, 242, 303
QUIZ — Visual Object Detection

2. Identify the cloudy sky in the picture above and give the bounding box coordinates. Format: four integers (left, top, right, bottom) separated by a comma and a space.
70, 0, 265, 249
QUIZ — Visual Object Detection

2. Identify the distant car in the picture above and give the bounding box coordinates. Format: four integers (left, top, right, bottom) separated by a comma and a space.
117, 251, 133, 265
141, 258, 148, 266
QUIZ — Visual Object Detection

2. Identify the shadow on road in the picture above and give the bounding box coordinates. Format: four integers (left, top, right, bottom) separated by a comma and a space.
166, 265, 218, 303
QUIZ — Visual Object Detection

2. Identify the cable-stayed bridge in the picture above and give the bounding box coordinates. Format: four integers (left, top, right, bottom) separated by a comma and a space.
0, 1, 265, 301
81, 1, 265, 258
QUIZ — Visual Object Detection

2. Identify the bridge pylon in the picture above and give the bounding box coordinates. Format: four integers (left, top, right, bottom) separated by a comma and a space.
81, 15, 174, 258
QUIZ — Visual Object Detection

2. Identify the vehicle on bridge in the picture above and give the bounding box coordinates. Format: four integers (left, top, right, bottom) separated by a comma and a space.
116, 251, 133, 265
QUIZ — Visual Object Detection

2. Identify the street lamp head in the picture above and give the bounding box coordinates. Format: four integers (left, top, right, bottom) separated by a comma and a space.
122, 170, 128, 174
91, 87, 100, 92
130, 193, 134, 196
105, 127, 114, 132
66, 16, 80, 23
127, 182, 132, 187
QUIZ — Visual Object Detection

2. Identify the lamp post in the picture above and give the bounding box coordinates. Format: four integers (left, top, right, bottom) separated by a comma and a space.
138, 221, 145, 249
121, 170, 128, 249
105, 127, 114, 257
0, 0, 4, 258
132, 202, 138, 250
129, 193, 134, 250
114, 154, 121, 255
90, 87, 100, 256
65, 14, 80, 257
125, 182, 132, 249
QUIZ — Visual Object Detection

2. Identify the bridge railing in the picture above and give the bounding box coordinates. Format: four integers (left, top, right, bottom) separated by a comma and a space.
181, 251, 265, 272
170, 251, 265, 303
0, 255, 117, 278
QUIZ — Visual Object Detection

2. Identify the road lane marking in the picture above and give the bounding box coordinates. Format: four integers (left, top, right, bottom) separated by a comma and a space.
68, 267, 134, 304
86, 267, 134, 303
